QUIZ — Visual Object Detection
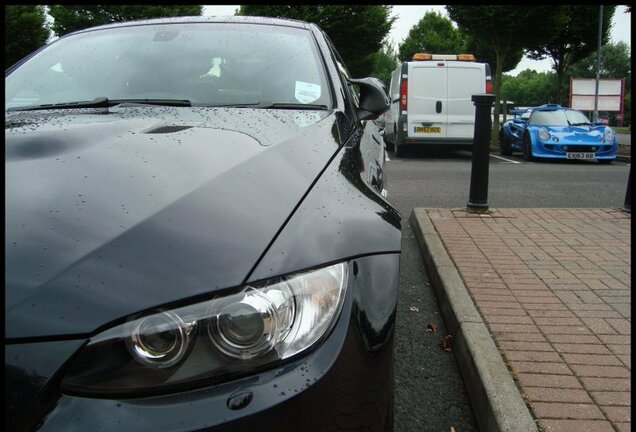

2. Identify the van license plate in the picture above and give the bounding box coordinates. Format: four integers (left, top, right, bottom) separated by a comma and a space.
415, 126, 441, 133
566, 152, 595, 160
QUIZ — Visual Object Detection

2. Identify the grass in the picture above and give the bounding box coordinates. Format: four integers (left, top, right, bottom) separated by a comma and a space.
613, 126, 631, 134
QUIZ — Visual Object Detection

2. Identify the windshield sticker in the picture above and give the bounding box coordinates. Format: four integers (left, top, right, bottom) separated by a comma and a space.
295, 81, 321, 104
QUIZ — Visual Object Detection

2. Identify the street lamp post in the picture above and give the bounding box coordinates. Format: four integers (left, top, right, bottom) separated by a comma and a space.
593, 5, 603, 121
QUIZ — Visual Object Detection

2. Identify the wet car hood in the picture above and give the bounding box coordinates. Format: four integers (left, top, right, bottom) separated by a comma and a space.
5, 106, 340, 339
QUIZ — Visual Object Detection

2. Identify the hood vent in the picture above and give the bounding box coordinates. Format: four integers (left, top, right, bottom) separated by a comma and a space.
144, 125, 193, 134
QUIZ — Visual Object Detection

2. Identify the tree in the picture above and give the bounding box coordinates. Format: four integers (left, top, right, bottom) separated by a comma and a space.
371, 41, 399, 87
446, 5, 556, 147
5, 5, 49, 68
500, 70, 558, 106
462, 32, 524, 77
238, 5, 395, 78
397, 11, 464, 62
525, 5, 616, 106
48, 5, 203, 37
568, 41, 631, 81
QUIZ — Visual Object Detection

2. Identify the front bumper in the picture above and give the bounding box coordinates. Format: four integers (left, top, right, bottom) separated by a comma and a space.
6, 254, 399, 432
533, 139, 617, 160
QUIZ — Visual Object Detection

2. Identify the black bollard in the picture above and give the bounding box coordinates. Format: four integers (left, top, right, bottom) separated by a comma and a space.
623, 166, 631, 213
467, 94, 495, 213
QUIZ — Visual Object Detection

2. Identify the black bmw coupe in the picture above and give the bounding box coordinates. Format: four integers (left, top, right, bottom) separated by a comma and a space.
5, 16, 401, 432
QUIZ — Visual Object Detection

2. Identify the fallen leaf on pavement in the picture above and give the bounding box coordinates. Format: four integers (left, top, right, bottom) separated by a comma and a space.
440, 335, 452, 352
409, 306, 419, 312
450, 427, 456, 432
426, 323, 437, 332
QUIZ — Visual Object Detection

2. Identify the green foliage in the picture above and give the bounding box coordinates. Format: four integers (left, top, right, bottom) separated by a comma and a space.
525, 5, 616, 105
5, 5, 50, 68
238, 5, 395, 77
500, 70, 558, 106
446, 5, 555, 146
370, 42, 399, 87
462, 32, 523, 76
397, 11, 464, 62
568, 41, 631, 81
48, 5, 203, 37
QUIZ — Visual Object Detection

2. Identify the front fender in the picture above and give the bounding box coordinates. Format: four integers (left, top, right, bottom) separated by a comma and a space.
247, 144, 401, 283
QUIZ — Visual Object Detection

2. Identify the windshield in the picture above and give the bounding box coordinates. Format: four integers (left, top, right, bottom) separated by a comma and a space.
529, 109, 590, 126
6, 23, 332, 110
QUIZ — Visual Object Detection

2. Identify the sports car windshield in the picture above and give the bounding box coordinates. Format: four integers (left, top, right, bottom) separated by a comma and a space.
529, 109, 591, 126
6, 23, 332, 110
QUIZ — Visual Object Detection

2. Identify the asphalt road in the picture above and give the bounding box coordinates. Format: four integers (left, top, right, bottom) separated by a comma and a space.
616, 133, 631, 146
386, 147, 630, 209
386, 146, 630, 432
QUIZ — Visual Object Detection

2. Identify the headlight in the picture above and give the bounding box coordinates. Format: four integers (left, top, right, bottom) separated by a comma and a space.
538, 128, 550, 141
62, 262, 348, 396
127, 311, 195, 368
603, 129, 614, 143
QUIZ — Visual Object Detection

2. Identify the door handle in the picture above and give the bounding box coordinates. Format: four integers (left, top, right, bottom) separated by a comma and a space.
436, 101, 442, 113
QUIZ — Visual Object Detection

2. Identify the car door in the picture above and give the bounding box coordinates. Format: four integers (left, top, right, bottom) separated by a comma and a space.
446, 63, 483, 140
408, 62, 447, 140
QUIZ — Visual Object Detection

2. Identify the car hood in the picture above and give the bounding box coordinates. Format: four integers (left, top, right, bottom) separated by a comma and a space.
5, 106, 342, 339
537, 125, 608, 143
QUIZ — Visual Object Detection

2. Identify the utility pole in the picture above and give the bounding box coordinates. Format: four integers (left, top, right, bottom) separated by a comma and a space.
593, 5, 603, 121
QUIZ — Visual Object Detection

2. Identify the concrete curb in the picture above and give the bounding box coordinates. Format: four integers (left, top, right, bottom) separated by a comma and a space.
410, 209, 538, 432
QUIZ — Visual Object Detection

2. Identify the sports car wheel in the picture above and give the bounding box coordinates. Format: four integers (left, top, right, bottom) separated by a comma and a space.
500, 131, 512, 156
523, 133, 534, 161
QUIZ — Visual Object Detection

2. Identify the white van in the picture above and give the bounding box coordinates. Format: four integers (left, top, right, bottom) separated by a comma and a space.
384, 53, 492, 156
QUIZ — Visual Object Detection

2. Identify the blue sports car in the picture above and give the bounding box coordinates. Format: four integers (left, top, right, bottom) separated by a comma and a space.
499, 104, 617, 163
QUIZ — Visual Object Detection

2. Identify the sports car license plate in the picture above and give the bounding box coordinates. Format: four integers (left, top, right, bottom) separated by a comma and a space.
415, 126, 441, 133
566, 152, 595, 160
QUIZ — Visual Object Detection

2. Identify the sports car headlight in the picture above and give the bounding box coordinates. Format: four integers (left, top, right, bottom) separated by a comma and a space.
603, 129, 614, 143
61, 262, 348, 396
538, 128, 551, 141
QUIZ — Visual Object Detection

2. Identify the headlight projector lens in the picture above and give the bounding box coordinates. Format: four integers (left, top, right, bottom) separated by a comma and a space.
208, 289, 289, 360
127, 311, 191, 368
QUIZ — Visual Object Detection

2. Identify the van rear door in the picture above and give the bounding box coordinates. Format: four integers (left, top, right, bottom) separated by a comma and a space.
446, 63, 484, 140
408, 63, 447, 139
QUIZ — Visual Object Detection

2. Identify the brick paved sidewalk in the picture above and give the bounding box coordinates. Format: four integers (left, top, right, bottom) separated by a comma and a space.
426, 208, 631, 432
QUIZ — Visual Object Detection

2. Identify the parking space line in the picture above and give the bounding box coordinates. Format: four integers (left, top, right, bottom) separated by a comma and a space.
490, 154, 521, 164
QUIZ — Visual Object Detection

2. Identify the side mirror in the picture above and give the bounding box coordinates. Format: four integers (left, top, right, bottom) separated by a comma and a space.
349, 77, 390, 121
592, 119, 603, 126
513, 118, 526, 125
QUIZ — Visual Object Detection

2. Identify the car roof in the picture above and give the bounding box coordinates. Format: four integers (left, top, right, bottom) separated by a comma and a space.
64, 15, 314, 37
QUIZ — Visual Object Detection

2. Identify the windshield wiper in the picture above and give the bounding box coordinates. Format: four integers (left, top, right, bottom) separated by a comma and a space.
7, 97, 192, 112
259, 102, 329, 110
202, 101, 328, 110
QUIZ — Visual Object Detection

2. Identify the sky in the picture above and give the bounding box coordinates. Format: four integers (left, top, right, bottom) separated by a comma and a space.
202, 5, 631, 76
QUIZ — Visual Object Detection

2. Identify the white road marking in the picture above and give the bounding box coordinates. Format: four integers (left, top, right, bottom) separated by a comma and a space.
490, 154, 521, 164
